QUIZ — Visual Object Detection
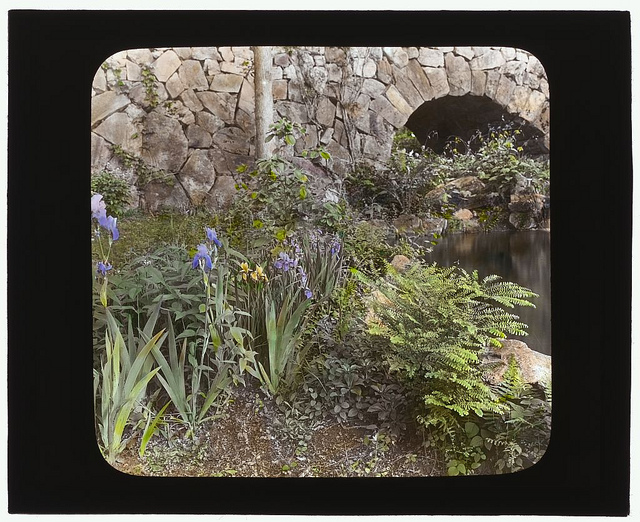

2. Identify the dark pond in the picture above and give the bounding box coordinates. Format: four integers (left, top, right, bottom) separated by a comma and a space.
424, 230, 551, 355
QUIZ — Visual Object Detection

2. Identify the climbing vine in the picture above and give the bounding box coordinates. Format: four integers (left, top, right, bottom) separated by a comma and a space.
111, 144, 174, 188
141, 66, 160, 108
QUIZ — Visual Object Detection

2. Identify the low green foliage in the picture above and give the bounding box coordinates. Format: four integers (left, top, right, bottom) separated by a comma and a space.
342, 221, 397, 278
300, 327, 410, 437
93, 245, 205, 351
91, 171, 131, 217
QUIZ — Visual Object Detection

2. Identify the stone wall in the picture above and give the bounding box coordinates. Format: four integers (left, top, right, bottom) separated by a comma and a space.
91, 46, 549, 213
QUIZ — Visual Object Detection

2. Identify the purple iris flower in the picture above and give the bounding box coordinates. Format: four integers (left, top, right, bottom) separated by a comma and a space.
96, 261, 112, 276
98, 214, 119, 241
192, 244, 213, 271
91, 194, 107, 220
274, 252, 298, 272
298, 266, 308, 286
205, 227, 222, 248
304, 288, 313, 299
291, 239, 302, 255
330, 237, 341, 256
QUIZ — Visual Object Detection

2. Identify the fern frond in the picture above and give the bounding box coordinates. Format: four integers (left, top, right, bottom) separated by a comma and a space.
370, 259, 537, 428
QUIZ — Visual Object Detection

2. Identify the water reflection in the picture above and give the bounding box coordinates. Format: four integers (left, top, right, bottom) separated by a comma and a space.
425, 230, 551, 355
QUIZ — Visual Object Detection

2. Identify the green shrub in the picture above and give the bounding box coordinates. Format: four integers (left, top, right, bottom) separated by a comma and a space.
471, 128, 549, 199
345, 149, 449, 218
342, 221, 396, 278
91, 171, 131, 217
232, 154, 311, 240
227, 118, 333, 244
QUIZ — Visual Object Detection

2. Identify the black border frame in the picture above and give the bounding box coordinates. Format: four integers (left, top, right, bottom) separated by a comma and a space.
7, 10, 632, 515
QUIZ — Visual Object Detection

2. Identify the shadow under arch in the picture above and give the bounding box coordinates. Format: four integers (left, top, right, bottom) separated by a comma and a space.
404, 94, 547, 156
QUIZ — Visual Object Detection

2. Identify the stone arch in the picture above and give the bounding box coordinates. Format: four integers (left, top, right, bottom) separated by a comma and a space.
355, 47, 550, 160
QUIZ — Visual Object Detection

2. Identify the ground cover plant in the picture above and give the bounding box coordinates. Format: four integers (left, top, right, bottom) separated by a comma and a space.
92, 119, 551, 477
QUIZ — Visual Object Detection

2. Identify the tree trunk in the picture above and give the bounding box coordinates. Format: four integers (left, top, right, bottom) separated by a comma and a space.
252, 46, 274, 160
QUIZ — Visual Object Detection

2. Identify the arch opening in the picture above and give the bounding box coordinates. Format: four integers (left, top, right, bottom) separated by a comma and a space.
404, 95, 547, 156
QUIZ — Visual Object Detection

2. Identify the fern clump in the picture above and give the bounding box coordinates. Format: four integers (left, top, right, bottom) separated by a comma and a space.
367, 262, 538, 437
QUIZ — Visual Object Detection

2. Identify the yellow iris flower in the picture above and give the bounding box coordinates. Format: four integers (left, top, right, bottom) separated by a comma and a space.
255, 264, 268, 282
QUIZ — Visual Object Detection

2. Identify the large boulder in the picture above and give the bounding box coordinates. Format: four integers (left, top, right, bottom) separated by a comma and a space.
142, 112, 188, 173
423, 176, 486, 209
482, 339, 551, 387
392, 214, 447, 236
508, 193, 545, 213
141, 180, 190, 213
177, 150, 216, 206
390, 254, 411, 272
392, 214, 424, 234
508, 193, 546, 230
204, 175, 238, 212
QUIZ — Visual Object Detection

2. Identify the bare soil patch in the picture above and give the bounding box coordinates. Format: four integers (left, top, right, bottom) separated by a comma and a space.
110, 383, 442, 478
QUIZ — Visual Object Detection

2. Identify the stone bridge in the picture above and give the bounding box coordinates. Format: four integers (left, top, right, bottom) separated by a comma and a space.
91, 46, 549, 212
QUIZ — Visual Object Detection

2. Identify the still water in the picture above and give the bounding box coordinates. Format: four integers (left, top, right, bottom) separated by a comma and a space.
424, 230, 551, 355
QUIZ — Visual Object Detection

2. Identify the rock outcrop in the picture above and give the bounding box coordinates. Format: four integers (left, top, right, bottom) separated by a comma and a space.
483, 339, 551, 387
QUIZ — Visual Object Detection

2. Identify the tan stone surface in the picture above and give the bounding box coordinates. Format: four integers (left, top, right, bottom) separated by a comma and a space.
179, 60, 209, 91
417, 48, 444, 68
385, 85, 414, 116
152, 50, 181, 82
406, 59, 432, 101
91, 91, 129, 126
209, 73, 243, 93
424, 67, 450, 99
93, 112, 142, 155
445, 52, 472, 96
483, 339, 551, 386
